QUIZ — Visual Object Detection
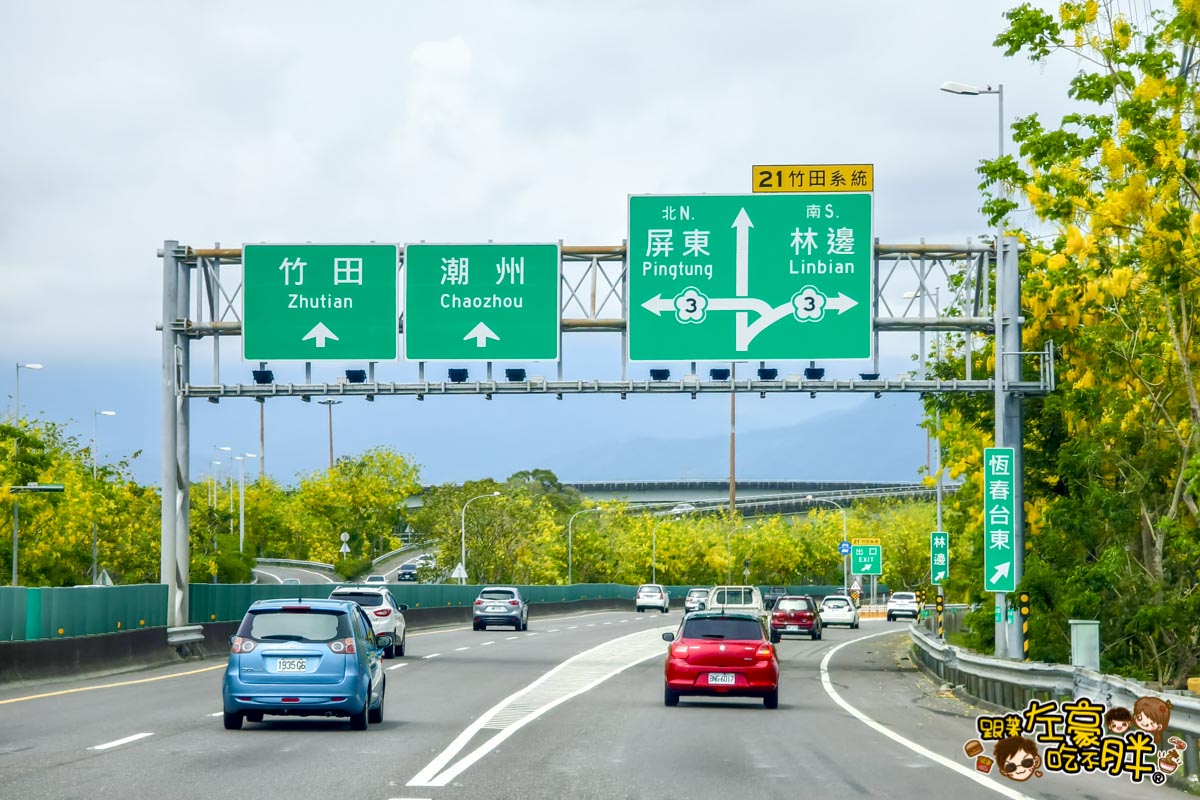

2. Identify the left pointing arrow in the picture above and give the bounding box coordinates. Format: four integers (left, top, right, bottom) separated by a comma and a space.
464, 322, 500, 347
302, 322, 339, 348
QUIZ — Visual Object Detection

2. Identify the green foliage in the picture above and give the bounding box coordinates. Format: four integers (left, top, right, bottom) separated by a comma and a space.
334, 556, 374, 582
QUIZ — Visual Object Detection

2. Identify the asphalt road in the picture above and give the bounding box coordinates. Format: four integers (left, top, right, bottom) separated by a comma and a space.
0, 614, 1177, 800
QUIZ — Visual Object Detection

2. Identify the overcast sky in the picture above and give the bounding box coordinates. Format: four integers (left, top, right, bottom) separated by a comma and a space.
0, 1, 1088, 488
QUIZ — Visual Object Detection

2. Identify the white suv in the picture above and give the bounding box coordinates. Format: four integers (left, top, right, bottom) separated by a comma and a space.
886, 592, 920, 622
635, 584, 670, 613
328, 586, 408, 657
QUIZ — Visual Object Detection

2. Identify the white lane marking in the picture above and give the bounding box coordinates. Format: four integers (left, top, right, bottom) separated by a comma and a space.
387, 663, 409, 671
89, 732, 154, 751
820, 630, 1034, 800
206, 712, 222, 717
408, 626, 670, 788
586, 624, 595, 627
568, 626, 579, 630
603, 621, 612, 625
282, 567, 335, 584
525, 632, 539, 637
617, 619, 627, 623
506, 636, 519, 640
480, 641, 495, 647
423, 653, 441, 660
454, 647, 470, 652
547, 629, 559, 633
250, 568, 284, 584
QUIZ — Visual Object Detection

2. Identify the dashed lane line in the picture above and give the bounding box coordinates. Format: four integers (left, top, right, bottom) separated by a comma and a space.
89, 732, 154, 751
387, 663, 410, 671
480, 641, 495, 646
505, 636, 519, 640
455, 647, 470, 652
423, 653, 441, 660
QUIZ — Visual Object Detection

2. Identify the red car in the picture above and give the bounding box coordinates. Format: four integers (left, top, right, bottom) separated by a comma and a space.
770, 595, 822, 642
661, 612, 780, 709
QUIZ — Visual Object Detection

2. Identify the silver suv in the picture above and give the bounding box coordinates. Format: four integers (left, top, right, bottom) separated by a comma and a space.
473, 586, 528, 631
328, 586, 408, 657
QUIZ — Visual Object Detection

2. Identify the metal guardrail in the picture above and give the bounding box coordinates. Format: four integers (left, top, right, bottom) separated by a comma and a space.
371, 544, 425, 566
909, 625, 1200, 779
254, 558, 335, 571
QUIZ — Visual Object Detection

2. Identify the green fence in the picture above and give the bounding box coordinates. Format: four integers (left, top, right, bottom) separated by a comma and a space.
0, 585, 168, 642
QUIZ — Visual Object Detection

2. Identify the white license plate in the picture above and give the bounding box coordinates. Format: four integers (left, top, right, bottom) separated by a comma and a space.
707, 673, 735, 685
276, 658, 307, 672
786, 625, 799, 631
486, 605, 505, 613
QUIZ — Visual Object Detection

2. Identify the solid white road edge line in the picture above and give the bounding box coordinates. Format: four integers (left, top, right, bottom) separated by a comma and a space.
820, 629, 1034, 800
283, 567, 334, 584
89, 732, 154, 750
250, 568, 284, 584
408, 626, 669, 788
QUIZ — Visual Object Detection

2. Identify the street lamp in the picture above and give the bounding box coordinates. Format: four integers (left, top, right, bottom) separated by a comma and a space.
905, 287, 946, 535
233, 453, 256, 553
91, 410, 116, 584
460, 491, 501, 585
210, 445, 231, 506
318, 399, 342, 470
566, 507, 608, 586
13, 363, 43, 421
807, 495, 848, 593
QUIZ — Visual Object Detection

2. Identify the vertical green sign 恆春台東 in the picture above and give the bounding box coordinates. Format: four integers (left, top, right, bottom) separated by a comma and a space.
404, 243, 561, 361
627, 193, 872, 362
930, 531, 949, 585
851, 537, 882, 576
242, 244, 399, 361
983, 447, 1017, 593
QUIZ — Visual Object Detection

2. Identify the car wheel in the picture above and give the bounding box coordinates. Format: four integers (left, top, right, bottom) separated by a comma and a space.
636, 606, 643, 613
814, 629, 822, 640
852, 621, 859, 629
764, 688, 779, 710
368, 681, 385, 724
223, 712, 243, 731
661, 606, 668, 614
473, 622, 482, 631
245, 711, 264, 723
350, 701, 369, 731
664, 685, 680, 707
770, 632, 781, 644
396, 632, 406, 657
887, 613, 894, 622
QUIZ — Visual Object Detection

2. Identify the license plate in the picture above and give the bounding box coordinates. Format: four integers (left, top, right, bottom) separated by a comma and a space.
786, 625, 799, 631
707, 673, 735, 685
276, 658, 307, 672
486, 605, 505, 613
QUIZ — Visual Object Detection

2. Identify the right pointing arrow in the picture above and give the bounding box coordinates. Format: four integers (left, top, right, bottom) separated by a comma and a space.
990, 562, 1011, 586
824, 293, 859, 315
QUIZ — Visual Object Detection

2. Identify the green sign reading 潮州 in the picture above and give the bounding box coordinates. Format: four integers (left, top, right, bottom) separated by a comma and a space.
242, 244, 399, 361
403, 243, 560, 361
628, 193, 873, 362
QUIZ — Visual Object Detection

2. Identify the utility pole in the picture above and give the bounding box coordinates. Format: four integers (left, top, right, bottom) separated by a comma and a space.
318, 400, 342, 470
729, 361, 737, 515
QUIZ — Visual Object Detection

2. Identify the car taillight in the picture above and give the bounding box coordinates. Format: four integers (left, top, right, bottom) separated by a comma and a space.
508, 599, 520, 606
671, 644, 689, 657
772, 611, 786, 620
474, 599, 484, 605
373, 609, 391, 617
755, 643, 774, 659
230, 636, 255, 654
799, 611, 813, 620
328, 637, 356, 654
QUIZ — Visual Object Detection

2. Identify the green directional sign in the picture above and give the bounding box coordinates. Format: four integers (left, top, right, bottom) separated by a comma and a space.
404, 243, 560, 361
983, 447, 1017, 593
628, 193, 872, 362
243, 244, 398, 361
851, 537, 882, 576
930, 531, 949, 585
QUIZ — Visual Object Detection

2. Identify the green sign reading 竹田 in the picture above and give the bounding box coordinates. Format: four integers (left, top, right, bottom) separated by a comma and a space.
403, 243, 560, 361
242, 244, 399, 361
628, 193, 873, 362
983, 447, 1017, 593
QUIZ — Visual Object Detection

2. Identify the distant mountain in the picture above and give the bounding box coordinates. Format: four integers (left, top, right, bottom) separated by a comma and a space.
540, 395, 927, 482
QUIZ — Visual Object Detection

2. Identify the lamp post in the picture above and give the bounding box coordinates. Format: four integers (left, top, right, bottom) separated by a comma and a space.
566, 507, 606, 586
942, 79, 1017, 658
460, 491, 501, 585
318, 399, 342, 470
91, 410, 116, 584
210, 445, 231, 506
13, 362, 43, 421
234, 453, 256, 553
904, 287, 945, 533
807, 495, 848, 592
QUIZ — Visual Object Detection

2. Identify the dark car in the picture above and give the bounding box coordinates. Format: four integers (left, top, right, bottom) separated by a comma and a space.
396, 563, 418, 582
763, 586, 787, 610
662, 612, 779, 709
769, 595, 822, 642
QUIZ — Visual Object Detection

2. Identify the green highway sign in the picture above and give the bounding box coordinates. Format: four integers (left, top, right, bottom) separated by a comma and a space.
851, 537, 882, 576
628, 193, 873, 361
243, 244, 399, 361
983, 447, 1017, 593
930, 531, 949, 585
404, 243, 560, 361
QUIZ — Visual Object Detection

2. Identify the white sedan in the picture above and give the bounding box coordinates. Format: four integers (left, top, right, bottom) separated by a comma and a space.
820, 596, 860, 628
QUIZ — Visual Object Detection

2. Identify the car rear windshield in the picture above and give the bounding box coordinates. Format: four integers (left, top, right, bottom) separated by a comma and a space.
400, 564, 417, 571
637, 586, 661, 594
331, 591, 385, 607
682, 617, 763, 640
775, 598, 813, 612
823, 598, 850, 608
711, 588, 755, 605
893, 593, 916, 601
239, 609, 351, 642
479, 590, 516, 601
687, 589, 709, 598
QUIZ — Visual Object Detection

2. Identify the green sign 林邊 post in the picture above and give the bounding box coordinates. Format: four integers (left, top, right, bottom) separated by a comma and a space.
242, 244, 399, 361
628, 193, 872, 362
930, 531, 949, 585
403, 243, 560, 361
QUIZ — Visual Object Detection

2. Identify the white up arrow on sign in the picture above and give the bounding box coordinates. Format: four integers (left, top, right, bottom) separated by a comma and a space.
463, 322, 500, 348
303, 322, 340, 348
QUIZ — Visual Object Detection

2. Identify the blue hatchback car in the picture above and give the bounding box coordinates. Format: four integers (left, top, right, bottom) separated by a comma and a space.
222, 598, 392, 731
